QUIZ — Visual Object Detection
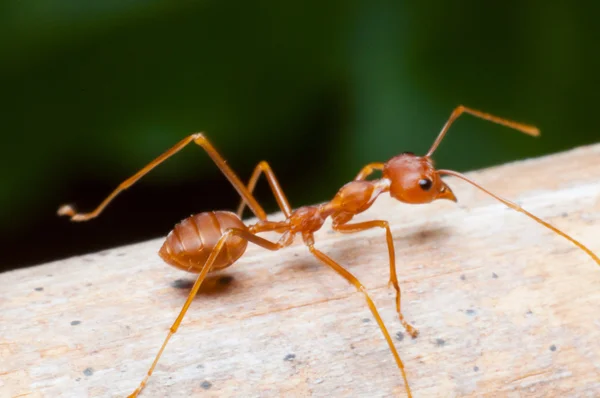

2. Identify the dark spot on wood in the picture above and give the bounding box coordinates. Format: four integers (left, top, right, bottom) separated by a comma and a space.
550, 344, 557, 351
288, 259, 321, 274
83, 368, 93, 376
435, 338, 446, 347
117, 252, 126, 256
76, 378, 81, 382
460, 275, 466, 281
197, 364, 204, 369
474, 366, 479, 372
86, 283, 92, 287
71, 320, 81, 326
396, 332, 404, 342
171, 278, 194, 289
34, 287, 43, 291
405, 226, 453, 246
362, 318, 370, 323
284, 353, 296, 361
466, 309, 476, 316
218, 275, 233, 285
294, 253, 300, 257
526, 310, 533, 316
561, 212, 569, 218
492, 272, 498, 279
350, 344, 355, 350
200, 381, 212, 390
327, 230, 335, 235
47, 274, 53, 277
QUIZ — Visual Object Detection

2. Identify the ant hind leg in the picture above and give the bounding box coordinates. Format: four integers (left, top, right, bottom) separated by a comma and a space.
127, 228, 283, 397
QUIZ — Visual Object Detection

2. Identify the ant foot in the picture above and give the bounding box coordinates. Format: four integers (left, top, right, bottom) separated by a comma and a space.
57, 204, 76, 217
403, 322, 419, 338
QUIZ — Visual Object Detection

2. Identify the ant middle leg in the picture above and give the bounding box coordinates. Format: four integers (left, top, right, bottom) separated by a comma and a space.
306, 242, 413, 398
333, 220, 418, 338
236, 160, 292, 218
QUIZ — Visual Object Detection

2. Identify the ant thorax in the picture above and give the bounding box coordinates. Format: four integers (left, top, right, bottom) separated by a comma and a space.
289, 179, 389, 234
288, 205, 326, 233
322, 179, 390, 225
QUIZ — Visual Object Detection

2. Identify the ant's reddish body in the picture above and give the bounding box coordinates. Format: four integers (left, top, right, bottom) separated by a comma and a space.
59, 106, 599, 397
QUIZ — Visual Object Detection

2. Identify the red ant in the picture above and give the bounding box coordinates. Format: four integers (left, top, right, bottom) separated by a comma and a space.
58, 105, 600, 397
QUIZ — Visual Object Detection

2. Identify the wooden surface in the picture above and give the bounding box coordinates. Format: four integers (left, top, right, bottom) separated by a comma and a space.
2, 144, 600, 398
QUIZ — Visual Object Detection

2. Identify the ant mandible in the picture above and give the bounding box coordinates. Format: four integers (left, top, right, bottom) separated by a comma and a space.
58, 105, 600, 397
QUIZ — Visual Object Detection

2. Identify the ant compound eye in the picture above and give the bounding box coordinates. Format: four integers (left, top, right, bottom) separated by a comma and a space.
418, 178, 433, 191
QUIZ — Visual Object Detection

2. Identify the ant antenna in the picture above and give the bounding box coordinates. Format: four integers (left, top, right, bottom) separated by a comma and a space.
426, 105, 540, 158
438, 169, 600, 266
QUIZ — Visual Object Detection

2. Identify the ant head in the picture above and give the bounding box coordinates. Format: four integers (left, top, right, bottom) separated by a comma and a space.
382, 153, 456, 204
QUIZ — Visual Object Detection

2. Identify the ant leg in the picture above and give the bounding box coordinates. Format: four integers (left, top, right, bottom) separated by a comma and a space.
127, 228, 284, 398
306, 243, 413, 398
333, 221, 418, 338
58, 133, 268, 222
353, 162, 384, 181
236, 161, 292, 218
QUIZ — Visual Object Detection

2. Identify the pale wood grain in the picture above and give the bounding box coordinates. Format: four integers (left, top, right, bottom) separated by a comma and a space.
1, 144, 600, 398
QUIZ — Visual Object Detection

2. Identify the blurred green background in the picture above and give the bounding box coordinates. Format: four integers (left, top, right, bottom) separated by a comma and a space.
2, 1, 599, 272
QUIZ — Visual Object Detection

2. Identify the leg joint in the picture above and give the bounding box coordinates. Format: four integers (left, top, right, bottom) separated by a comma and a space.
191, 132, 206, 141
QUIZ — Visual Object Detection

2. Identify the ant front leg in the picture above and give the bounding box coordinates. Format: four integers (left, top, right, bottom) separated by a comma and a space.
353, 162, 385, 181
236, 161, 292, 218
333, 220, 418, 338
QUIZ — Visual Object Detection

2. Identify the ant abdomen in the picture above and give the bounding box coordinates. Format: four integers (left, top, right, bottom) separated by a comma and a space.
159, 211, 248, 273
